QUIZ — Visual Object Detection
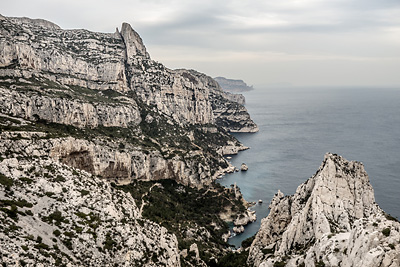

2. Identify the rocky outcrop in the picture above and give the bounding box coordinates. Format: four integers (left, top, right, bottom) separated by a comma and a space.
218, 140, 249, 155
248, 153, 400, 267
223, 92, 246, 105
0, 140, 180, 266
211, 90, 258, 132
233, 208, 257, 234
241, 163, 249, 171
0, 87, 141, 128
119, 22, 149, 59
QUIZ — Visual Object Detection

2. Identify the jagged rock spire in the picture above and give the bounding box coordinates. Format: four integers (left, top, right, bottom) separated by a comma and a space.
119, 22, 149, 60
248, 153, 400, 267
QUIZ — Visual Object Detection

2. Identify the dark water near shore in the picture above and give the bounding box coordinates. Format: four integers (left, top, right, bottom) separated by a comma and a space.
217, 87, 400, 248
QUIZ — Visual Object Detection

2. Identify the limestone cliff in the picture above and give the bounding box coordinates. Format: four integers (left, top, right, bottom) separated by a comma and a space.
0, 132, 180, 266
0, 15, 257, 187
0, 15, 257, 131
248, 153, 400, 267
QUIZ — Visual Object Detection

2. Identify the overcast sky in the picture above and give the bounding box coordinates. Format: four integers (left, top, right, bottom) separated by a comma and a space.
2, 0, 400, 88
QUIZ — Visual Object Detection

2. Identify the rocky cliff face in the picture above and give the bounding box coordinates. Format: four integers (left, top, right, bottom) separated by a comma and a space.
0, 15, 257, 132
0, 132, 180, 266
248, 153, 400, 267
0, 15, 257, 187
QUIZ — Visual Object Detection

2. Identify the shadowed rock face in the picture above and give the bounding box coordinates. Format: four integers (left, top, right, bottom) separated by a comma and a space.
248, 153, 400, 267
61, 150, 95, 174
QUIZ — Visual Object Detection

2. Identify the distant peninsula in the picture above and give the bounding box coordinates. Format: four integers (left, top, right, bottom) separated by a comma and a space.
214, 76, 254, 92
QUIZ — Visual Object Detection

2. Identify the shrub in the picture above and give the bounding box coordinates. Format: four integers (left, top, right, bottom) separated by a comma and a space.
19, 177, 34, 184
103, 233, 116, 251
43, 210, 68, 226
241, 235, 255, 249
0, 173, 13, 187
274, 261, 287, 267
53, 229, 61, 237
54, 175, 66, 183
215, 250, 249, 267
1, 204, 19, 221
382, 228, 391, 237
80, 190, 90, 196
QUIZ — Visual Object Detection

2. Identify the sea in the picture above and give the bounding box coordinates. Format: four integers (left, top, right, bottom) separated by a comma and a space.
217, 87, 400, 248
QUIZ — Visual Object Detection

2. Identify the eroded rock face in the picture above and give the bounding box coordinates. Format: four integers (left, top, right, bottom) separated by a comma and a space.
0, 131, 220, 188
0, 139, 180, 266
0, 87, 141, 128
248, 153, 400, 267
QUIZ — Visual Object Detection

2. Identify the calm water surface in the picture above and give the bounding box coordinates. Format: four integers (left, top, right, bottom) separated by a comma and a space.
218, 87, 400, 247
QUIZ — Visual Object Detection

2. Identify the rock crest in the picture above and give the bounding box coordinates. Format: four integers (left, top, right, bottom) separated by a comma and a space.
119, 22, 149, 59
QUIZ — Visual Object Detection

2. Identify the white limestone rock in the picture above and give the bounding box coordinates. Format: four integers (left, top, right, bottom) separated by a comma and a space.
0, 131, 215, 188
218, 140, 249, 155
119, 22, 149, 59
0, 149, 181, 266
0, 87, 141, 128
248, 153, 400, 267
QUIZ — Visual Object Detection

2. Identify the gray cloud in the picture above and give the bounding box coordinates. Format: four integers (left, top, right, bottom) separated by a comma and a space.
1, 0, 399, 87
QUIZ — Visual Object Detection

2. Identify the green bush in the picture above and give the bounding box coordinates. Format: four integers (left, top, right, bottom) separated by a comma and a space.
43, 210, 68, 226
274, 260, 287, 267
0, 173, 13, 187
215, 250, 249, 267
19, 177, 34, 184
53, 229, 61, 237
382, 228, 391, 237
241, 235, 255, 249
1, 204, 19, 221
103, 232, 116, 251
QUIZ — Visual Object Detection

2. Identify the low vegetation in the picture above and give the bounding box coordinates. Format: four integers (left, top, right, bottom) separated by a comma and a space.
118, 179, 247, 265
